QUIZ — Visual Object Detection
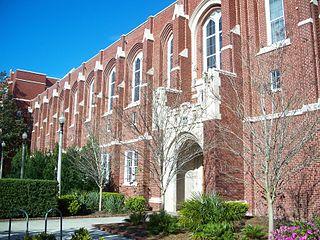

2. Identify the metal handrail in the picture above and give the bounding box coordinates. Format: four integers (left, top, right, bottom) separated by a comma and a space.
44, 208, 63, 240
8, 208, 29, 240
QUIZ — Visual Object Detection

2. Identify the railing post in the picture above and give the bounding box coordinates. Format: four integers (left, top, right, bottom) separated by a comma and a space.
44, 208, 63, 240
8, 208, 29, 239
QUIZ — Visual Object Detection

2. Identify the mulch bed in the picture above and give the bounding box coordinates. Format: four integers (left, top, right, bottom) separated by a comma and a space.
94, 222, 191, 240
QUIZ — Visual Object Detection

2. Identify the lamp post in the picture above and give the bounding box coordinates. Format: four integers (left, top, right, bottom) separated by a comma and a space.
57, 115, 65, 196
0, 141, 5, 179
20, 132, 28, 179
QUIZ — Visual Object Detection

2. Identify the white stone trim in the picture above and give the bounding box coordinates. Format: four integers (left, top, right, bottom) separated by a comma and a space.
231, 24, 240, 35
35, 102, 40, 109
78, 72, 85, 82
43, 96, 49, 103
64, 82, 71, 90
52, 113, 57, 119
172, 3, 189, 20
65, 108, 69, 113
179, 48, 188, 58
79, 100, 84, 107
245, 101, 320, 122
147, 68, 154, 76
171, 66, 180, 72
116, 46, 125, 59
13, 98, 31, 102
15, 78, 46, 85
149, 197, 162, 204
257, 38, 291, 56
97, 92, 103, 98
221, 44, 233, 51
311, 0, 318, 5
53, 89, 59, 97
143, 28, 154, 42
100, 133, 152, 148
297, 18, 313, 27
94, 61, 103, 71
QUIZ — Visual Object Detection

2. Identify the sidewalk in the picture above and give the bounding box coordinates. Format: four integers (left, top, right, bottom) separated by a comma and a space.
0, 216, 130, 240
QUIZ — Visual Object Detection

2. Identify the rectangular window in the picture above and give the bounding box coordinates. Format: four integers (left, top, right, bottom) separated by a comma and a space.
124, 150, 138, 185
268, 0, 285, 44
270, 69, 281, 91
101, 153, 111, 182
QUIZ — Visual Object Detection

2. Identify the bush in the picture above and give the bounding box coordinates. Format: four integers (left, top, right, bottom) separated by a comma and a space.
241, 224, 267, 240
147, 210, 179, 235
271, 221, 320, 239
224, 201, 249, 222
178, 193, 226, 231
58, 194, 85, 216
0, 179, 58, 218
125, 196, 146, 213
102, 192, 125, 213
192, 222, 235, 240
78, 192, 99, 212
71, 228, 92, 240
24, 232, 56, 240
58, 194, 76, 216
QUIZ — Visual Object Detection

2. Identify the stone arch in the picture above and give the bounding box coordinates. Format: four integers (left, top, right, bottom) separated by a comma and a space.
164, 132, 204, 212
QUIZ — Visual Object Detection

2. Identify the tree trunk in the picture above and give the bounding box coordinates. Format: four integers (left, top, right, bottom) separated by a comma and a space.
266, 192, 274, 235
161, 192, 165, 211
99, 185, 103, 212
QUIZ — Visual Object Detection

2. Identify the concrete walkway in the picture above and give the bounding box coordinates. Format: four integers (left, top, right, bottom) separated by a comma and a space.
0, 216, 131, 240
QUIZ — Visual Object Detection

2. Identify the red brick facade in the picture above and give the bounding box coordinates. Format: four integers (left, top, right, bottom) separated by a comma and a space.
28, 0, 320, 217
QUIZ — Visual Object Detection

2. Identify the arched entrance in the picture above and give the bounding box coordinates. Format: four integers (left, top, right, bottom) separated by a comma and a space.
176, 139, 204, 210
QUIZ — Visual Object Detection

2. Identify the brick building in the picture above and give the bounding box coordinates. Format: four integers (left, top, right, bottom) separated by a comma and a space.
29, 0, 320, 217
7, 69, 58, 132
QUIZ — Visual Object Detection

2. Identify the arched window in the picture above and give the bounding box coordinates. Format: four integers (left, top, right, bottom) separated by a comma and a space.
108, 68, 116, 112
88, 80, 94, 120
167, 35, 173, 87
203, 10, 222, 71
132, 52, 142, 103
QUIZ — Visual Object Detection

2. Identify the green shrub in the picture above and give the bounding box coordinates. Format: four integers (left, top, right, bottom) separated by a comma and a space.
71, 228, 92, 240
192, 222, 235, 240
125, 196, 146, 213
147, 210, 179, 235
224, 201, 249, 222
178, 193, 226, 231
58, 194, 76, 216
78, 192, 99, 212
241, 224, 267, 240
102, 192, 125, 213
125, 212, 147, 225
24, 232, 56, 240
0, 179, 58, 218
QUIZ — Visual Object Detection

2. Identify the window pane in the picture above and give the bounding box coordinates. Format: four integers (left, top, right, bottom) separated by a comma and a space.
135, 71, 140, 86
135, 58, 141, 71
207, 37, 216, 55
206, 20, 215, 36
207, 55, 216, 69
271, 18, 285, 43
134, 86, 140, 102
270, 0, 283, 20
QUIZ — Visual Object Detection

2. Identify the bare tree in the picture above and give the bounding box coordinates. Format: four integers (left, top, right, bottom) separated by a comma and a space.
206, 40, 320, 233
118, 85, 210, 210
68, 120, 112, 211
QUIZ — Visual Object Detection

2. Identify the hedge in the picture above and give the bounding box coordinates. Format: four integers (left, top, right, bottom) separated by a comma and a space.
0, 178, 58, 218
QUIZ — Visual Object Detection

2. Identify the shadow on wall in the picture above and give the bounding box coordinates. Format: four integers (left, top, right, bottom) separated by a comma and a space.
276, 166, 320, 221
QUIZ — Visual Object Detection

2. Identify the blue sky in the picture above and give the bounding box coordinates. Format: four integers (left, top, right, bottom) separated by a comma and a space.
0, 0, 176, 78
